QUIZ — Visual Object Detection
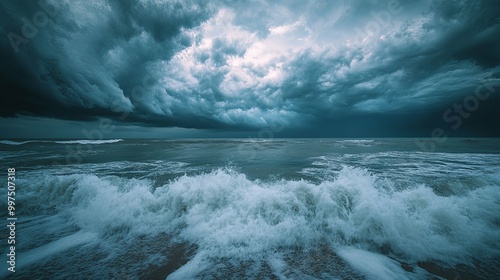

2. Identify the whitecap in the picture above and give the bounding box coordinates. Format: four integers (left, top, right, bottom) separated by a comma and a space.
54, 139, 124, 145
16, 165, 500, 278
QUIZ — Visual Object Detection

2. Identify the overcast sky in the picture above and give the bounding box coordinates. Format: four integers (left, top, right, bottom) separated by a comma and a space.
1, 0, 499, 138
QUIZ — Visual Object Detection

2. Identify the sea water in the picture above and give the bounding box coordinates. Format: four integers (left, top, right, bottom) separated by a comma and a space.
0, 138, 499, 279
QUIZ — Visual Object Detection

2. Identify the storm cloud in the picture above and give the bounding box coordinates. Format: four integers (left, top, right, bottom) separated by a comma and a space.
1, 0, 499, 137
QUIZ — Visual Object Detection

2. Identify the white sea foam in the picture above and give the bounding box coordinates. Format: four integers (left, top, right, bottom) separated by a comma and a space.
338, 139, 374, 144
337, 247, 430, 280
334, 139, 377, 148
16, 165, 500, 278
54, 139, 124, 144
0, 139, 123, 145
0, 140, 46, 145
18, 231, 97, 269
0, 230, 97, 279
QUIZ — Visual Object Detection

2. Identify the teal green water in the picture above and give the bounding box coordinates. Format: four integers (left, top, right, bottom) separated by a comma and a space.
1, 138, 499, 279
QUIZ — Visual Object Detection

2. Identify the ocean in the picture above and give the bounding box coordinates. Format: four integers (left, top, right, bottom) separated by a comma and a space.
1, 138, 499, 279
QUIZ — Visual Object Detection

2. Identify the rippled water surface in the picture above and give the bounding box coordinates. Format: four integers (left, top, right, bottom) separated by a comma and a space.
1, 138, 499, 279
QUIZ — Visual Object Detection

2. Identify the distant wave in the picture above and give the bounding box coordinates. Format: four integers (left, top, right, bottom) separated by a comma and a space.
334, 139, 376, 147
0, 140, 47, 145
0, 139, 123, 145
54, 139, 124, 145
338, 139, 374, 144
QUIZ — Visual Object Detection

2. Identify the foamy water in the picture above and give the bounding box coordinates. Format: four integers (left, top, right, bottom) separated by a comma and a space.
0, 139, 124, 145
1, 138, 499, 279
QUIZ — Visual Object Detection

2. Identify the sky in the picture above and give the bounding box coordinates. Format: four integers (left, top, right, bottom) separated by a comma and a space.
0, 0, 499, 138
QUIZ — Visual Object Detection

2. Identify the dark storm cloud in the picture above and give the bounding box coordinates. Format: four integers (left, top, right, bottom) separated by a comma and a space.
0, 0, 214, 122
0, 0, 499, 136
320, 0, 500, 135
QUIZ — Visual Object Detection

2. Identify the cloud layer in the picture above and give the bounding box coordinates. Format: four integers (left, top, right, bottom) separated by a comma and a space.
1, 0, 499, 136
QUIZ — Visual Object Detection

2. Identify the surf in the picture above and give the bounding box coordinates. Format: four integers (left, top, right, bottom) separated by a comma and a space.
13, 165, 500, 278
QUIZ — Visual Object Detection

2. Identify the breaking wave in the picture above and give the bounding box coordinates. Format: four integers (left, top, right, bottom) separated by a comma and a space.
14, 165, 500, 279
0, 139, 123, 145
54, 139, 124, 145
